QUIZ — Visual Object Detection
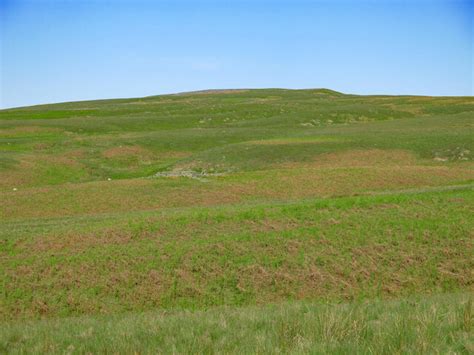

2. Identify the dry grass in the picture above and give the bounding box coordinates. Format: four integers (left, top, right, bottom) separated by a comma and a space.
246, 137, 341, 146
0, 155, 85, 189
302, 149, 418, 167
0, 126, 61, 136
102, 145, 151, 159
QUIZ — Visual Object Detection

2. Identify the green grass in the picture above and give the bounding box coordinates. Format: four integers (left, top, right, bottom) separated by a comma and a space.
1, 89, 473, 352
1, 294, 472, 354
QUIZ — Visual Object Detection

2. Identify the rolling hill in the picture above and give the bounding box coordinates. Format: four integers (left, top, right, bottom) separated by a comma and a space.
1, 89, 473, 353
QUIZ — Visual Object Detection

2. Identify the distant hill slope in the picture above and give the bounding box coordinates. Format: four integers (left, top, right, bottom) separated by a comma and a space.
1, 88, 472, 187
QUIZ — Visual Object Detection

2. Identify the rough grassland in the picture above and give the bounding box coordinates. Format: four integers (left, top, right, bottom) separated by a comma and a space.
2, 294, 472, 354
2, 187, 474, 319
1, 89, 473, 352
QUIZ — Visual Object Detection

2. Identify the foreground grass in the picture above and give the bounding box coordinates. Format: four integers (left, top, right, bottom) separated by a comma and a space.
1, 293, 472, 354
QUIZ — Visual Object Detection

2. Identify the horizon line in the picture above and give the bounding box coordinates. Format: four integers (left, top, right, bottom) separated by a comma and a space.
1, 87, 473, 111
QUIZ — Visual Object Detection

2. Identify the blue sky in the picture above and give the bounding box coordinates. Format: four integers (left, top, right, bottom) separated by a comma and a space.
0, 0, 472, 108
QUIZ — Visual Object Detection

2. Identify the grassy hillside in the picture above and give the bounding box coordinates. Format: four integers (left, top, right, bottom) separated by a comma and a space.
1, 89, 473, 352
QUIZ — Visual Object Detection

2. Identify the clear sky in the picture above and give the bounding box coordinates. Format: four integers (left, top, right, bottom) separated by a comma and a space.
0, 0, 472, 108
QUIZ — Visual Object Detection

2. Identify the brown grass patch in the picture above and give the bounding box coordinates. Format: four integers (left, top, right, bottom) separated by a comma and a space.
0, 154, 84, 189
102, 145, 151, 159
160, 151, 192, 159
47, 155, 83, 167
282, 149, 419, 168
247, 137, 340, 146
2, 148, 473, 220
64, 149, 87, 158
20, 230, 136, 254
254, 165, 474, 200
102, 146, 190, 162
0, 126, 61, 136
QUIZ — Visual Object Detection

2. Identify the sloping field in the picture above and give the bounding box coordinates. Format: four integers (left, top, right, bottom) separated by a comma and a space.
1, 89, 473, 352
